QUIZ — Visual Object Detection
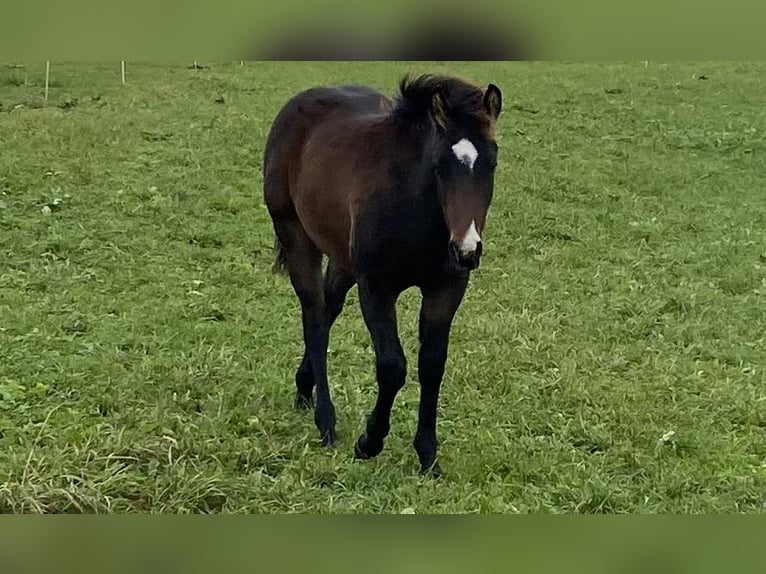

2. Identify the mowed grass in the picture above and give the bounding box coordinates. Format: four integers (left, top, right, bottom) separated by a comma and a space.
1, 61, 765, 513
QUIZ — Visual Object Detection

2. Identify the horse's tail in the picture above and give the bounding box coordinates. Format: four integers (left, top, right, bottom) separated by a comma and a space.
272, 235, 289, 276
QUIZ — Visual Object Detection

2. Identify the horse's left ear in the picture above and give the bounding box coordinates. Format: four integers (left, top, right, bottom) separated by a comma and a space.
483, 84, 502, 120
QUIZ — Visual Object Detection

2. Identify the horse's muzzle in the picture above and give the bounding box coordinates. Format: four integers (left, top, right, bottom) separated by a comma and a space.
449, 240, 483, 270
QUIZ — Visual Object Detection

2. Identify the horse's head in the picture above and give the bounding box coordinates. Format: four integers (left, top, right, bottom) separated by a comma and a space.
425, 79, 503, 271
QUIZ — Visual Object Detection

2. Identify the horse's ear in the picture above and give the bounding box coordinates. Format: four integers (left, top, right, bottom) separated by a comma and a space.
429, 88, 449, 131
483, 83, 502, 120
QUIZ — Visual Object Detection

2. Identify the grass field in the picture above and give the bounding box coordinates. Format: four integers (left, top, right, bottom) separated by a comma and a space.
1, 61, 765, 513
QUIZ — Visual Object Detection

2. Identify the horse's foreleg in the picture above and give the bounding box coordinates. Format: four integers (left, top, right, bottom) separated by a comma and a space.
354, 277, 406, 460
415, 275, 469, 477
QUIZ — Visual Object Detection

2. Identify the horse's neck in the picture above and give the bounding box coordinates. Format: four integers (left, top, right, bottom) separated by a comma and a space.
394, 121, 438, 195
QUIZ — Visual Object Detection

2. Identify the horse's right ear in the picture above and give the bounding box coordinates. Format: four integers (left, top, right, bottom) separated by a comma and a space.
429, 88, 449, 131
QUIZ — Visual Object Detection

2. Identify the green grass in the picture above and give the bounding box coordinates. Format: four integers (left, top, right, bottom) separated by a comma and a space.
1, 61, 765, 513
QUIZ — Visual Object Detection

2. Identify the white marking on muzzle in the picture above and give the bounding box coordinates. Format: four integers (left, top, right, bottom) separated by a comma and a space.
451, 138, 478, 172
459, 220, 481, 255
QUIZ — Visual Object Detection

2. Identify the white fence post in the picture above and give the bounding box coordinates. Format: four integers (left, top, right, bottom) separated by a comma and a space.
44, 61, 50, 104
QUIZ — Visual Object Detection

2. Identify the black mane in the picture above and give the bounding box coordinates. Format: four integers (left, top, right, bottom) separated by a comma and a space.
394, 74, 489, 133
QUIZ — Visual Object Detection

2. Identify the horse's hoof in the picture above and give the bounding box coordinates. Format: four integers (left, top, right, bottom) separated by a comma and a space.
320, 429, 337, 448
354, 434, 383, 459
419, 461, 443, 479
294, 393, 313, 410
353, 440, 368, 459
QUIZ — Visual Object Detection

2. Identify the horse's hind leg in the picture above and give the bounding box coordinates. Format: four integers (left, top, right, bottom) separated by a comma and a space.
294, 354, 314, 410
294, 261, 355, 410
324, 260, 356, 327
273, 218, 337, 446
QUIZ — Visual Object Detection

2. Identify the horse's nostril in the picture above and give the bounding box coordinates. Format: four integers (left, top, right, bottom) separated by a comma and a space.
448, 244, 482, 270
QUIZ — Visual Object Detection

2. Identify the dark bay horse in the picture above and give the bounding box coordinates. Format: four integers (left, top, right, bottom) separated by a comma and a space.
263, 74, 502, 476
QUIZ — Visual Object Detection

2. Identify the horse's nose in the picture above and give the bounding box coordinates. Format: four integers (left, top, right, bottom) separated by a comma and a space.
449, 240, 483, 270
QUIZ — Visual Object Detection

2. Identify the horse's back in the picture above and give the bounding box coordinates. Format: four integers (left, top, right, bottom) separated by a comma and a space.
263, 85, 390, 213
263, 84, 392, 268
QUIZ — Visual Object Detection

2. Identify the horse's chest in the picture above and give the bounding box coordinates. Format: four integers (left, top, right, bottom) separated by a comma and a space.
351, 203, 447, 276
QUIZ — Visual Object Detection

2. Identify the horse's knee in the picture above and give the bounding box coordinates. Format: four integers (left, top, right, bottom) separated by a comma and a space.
376, 353, 407, 390
418, 344, 447, 384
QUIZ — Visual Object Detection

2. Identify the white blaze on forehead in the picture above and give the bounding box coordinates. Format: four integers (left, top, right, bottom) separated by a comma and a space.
459, 220, 481, 254
451, 138, 478, 171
